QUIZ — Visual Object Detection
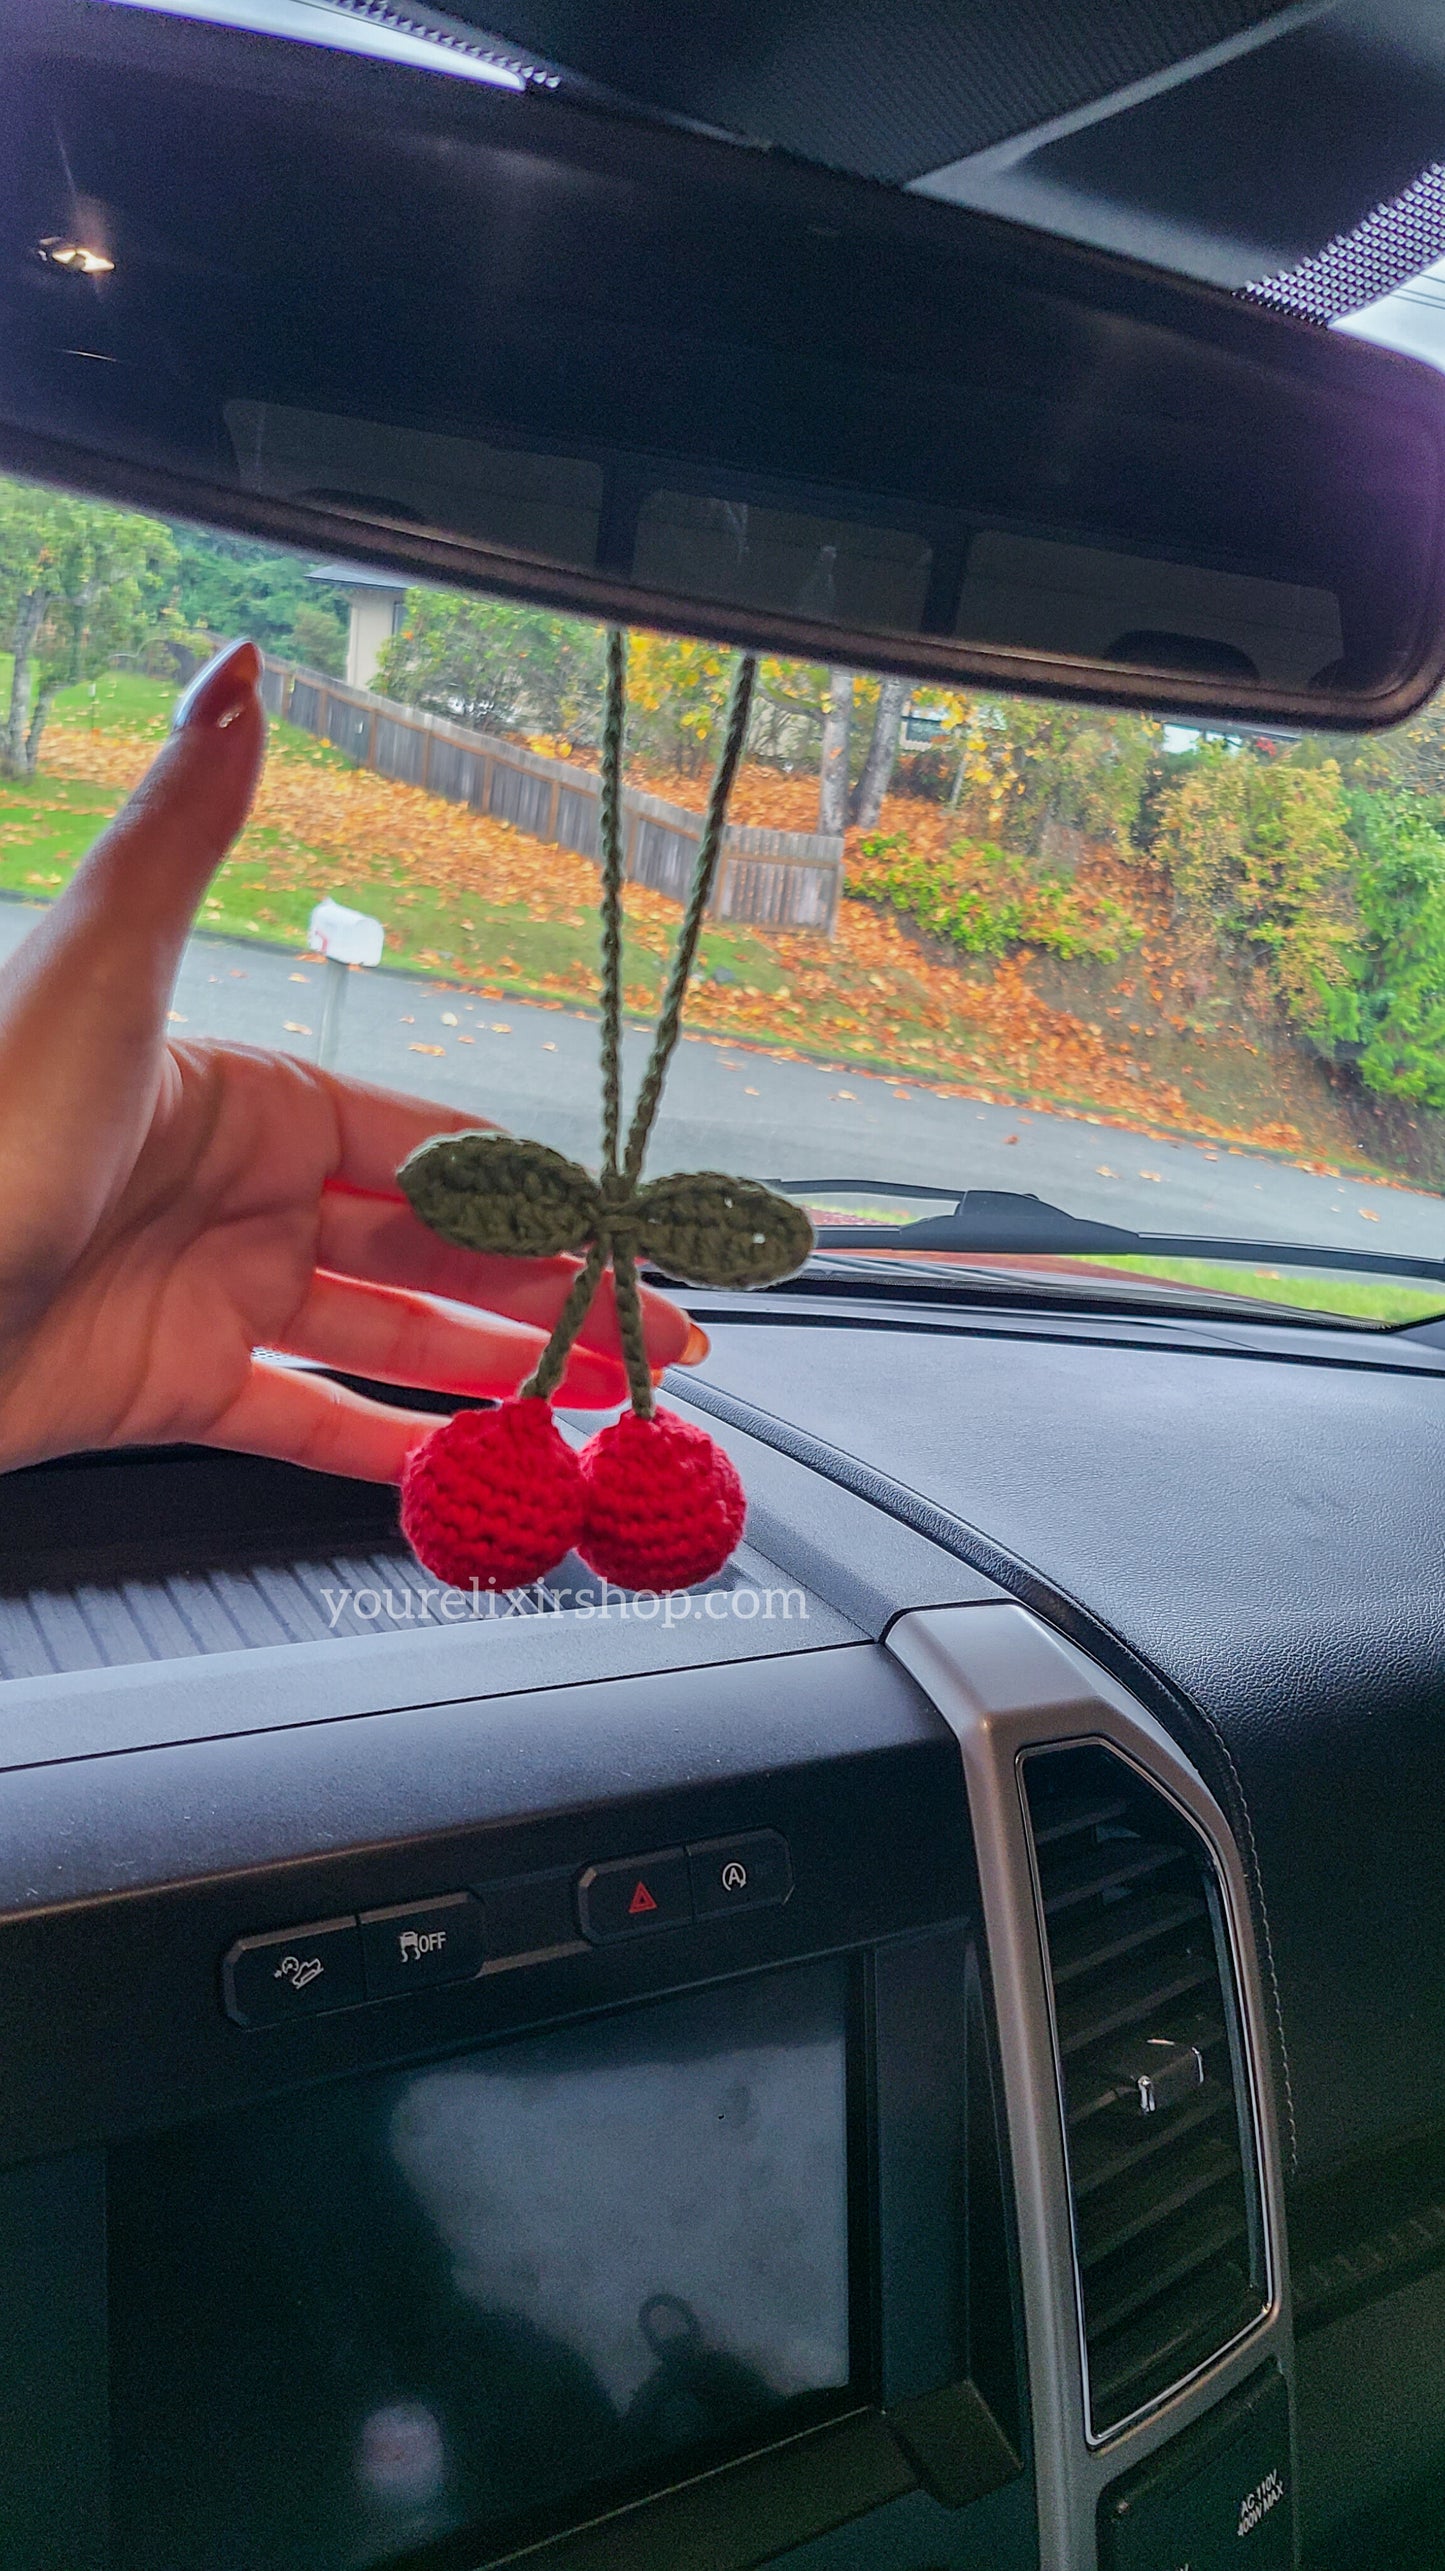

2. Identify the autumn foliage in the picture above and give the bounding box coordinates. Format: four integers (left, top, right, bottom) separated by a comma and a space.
40, 704, 1334, 1150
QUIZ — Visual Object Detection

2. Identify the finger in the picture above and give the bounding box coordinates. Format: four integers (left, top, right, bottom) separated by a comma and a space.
49, 637, 265, 974
315, 1185, 697, 1369
276, 1270, 637, 1406
202, 1354, 441, 1483
313, 1068, 697, 1366
0, 640, 266, 1196
320, 1071, 501, 1195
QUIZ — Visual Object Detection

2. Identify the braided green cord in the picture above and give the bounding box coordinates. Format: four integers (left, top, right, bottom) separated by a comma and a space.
512, 641, 756, 1417
598, 627, 627, 1177
520, 1240, 607, 1401
610, 1238, 655, 1418
623, 654, 756, 1184
518, 632, 628, 1404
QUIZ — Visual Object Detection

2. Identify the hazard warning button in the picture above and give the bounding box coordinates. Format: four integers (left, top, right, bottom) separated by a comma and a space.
575, 1848, 693, 1942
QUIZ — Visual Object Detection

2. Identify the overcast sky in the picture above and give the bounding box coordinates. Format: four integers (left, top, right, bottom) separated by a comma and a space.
1335, 260, 1445, 369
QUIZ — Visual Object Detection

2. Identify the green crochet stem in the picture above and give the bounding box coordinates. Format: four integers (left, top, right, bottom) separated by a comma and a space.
521, 634, 757, 1414
522, 1240, 606, 1403
623, 653, 756, 1186
598, 625, 627, 1179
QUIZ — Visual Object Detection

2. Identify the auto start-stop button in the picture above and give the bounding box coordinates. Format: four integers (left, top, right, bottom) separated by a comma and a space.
687, 1830, 793, 1918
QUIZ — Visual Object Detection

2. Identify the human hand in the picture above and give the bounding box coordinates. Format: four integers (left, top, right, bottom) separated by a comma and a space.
0, 639, 701, 1482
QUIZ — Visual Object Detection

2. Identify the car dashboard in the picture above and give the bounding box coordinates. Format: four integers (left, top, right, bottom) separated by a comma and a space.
1, 1287, 1439, 2571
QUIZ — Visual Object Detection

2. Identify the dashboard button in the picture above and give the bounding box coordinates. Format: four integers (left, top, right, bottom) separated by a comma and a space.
360, 1893, 485, 1999
687, 1830, 793, 1918
223, 1918, 363, 2027
480, 1869, 580, 1961
576, 1849, 692, 1941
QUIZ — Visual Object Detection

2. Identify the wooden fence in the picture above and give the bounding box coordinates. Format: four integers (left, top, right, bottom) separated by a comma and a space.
260, 657, 842, 935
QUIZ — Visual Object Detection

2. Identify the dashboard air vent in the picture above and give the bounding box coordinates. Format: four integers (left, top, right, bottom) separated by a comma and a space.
1022, 1743, 1267, 2437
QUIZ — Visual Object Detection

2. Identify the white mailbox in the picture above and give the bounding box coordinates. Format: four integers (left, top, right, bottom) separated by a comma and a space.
308, 896, 385, 969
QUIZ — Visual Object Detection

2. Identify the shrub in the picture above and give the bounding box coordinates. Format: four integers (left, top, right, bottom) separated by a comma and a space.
1346, 795, 1445, 1111
853, 832, 1145, 962
1152, 747, 1359, 1048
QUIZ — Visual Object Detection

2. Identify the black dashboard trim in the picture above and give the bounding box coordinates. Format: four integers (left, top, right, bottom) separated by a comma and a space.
678, 1291, 1445, 1381
668, 1369, 1301, 2179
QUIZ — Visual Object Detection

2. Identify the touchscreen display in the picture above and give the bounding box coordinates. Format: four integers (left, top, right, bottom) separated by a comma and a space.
110, 1962, 851, 2571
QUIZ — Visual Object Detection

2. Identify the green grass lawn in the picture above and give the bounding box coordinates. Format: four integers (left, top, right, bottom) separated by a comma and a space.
0, 665, 794, 1009
187, 837, 694, 1003
0, 773, 122, 896
8, 660, 177, 738
1089, 1255, 1445, 1326
0, 781, 776, 1010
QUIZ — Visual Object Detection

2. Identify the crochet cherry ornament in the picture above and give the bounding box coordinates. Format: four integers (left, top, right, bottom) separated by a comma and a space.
396, 633, 814, 1604
578, 1409, 745, 1592
400, 1397, 584, 1590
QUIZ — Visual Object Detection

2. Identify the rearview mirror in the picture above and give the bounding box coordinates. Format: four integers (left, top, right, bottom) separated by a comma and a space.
3, 0, 1444, 728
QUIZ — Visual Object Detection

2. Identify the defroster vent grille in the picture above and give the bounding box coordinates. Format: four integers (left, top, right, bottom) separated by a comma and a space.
1022, 1744, 1267, 2438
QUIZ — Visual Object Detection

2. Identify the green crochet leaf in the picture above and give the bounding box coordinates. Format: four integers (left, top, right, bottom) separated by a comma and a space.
635, 1172, 815, 1287
398, 1131, 600, 1258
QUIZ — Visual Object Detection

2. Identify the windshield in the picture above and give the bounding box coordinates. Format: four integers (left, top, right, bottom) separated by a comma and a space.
4, 474, 1445, 1329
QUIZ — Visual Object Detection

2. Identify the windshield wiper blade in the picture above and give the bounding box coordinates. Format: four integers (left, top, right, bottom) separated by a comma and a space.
774, 1183, 1445, 1287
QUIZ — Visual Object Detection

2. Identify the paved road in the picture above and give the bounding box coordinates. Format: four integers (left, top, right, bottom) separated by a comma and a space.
6, 899, 1444, 1259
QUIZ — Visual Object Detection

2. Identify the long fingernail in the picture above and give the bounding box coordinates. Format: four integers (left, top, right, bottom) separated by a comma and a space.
679, 1322, 710, 1366
172, 638, 262, 732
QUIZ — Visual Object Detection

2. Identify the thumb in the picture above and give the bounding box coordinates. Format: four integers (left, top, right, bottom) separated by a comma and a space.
58, 636, 266, 978
0, 638, 265, 1224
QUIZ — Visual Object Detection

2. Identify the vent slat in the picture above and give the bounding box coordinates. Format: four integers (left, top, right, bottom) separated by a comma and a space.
1048, 1888, 1210, 1989
1086, 2202, 1251, 2342
1068, 2008, 1227, 2128
1023, 1744, 1266, 2435
1070, 2087, 1233, 2201
1078, 2131, 1241, 2269
1031, 1796, 1130, 1849
1090, 2271, 1260, 2426
1056, 1949, 1216, 2056
1041, 1838, 1186, 1919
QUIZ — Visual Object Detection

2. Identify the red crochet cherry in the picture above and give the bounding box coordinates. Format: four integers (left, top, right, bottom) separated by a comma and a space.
401, 1398, 585, 1590
577, 1409, 746, 1591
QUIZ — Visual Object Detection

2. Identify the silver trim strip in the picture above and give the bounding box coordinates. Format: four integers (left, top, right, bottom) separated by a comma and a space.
1017, 1736, 1272, 2445
887, 1601, 1295, 2571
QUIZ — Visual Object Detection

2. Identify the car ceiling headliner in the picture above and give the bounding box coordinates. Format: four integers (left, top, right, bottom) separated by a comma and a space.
436, 0, 1445, 297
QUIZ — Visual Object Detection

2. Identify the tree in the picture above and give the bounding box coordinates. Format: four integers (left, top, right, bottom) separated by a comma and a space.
1153, 744, 1359, 1048
818, 667, 853, 834
623, 632, 735, 770
289, 601, 347, 676
0, 482, 177, 776
983, 698, 1160, 856
1345, 795, 1445, 1109
1237, 760, 1359, 1042
1335, 691, 1445, 808
755, 661, 903, 830
375, 591, 603, 741
168, 526, 348, 666
849, 674, 908, 829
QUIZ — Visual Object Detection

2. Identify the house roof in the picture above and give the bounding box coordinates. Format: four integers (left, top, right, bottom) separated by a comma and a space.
307, 560, 409, 592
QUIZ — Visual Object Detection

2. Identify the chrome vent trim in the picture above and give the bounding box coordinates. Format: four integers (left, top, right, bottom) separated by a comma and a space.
1021, 1741, 1268, 2440
885, 1602, 1292, 2571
